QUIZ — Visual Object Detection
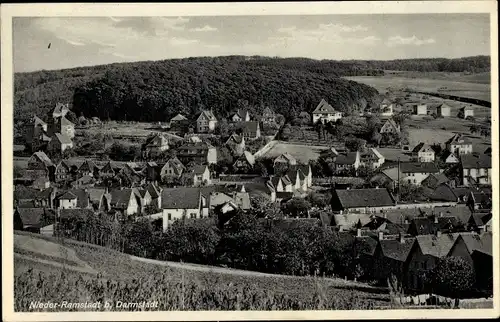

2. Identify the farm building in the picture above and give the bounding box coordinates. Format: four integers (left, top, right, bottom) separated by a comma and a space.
380, 98, 394, 117
445, 133, 473, 155
231, 109, 251, 122
460, 153, 492, 186
412, 104, 428, 115
330, 188, 397, 214
435, 103, 451, 117
399, 162, 439, 186
460, 106, 475, 119
411, 142, 435, 163
196, 110, 218, 133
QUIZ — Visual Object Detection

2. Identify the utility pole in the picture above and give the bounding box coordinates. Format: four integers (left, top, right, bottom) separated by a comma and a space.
397, 157, 401, 203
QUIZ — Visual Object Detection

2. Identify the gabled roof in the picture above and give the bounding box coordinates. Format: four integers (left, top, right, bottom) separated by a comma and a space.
461, 153, 491, 169
226, 133, 244, 145
440, 150, 459, 162
312, 99, 337, 114
145, 133, 168, 147
30, 115, 47, 127
262, 106, 275, 115
57, 191, 77, 200
56, 160, 72, 171
49, 102, 69, 117
381, 119, 400, 132
16, 208, 55, 228
446, 133, 472, 145
53, 133, 72, 145
55, 116, 74, 126
415, 233, 461, 258
171, 114, 188, 122
210, 192, 234, 208
232, 109, 249, 119
110, 189, 137, 209
422, 173, 449, 186
400, 162, 439, 173
469, 212, 492, 227
14, 186, 52, 201
275, 152, 296, 164
410, 217, 435, 235
146, 183, 161, 199
197, 110, 217, 122
161, 187, 202, 209
188, 165, 208, 175
355, 236, 378, 256
163, 157, 186, 172
412, 142, 434, 154
333, 188, 396, 209
238, 151, 255, 167
380, 238, 415, 262
79, 159, 99, 173
470, 191, 492, 204
241, 121, 260, 134
87, 188, 107, 203
31, 152, 54, 168
334, 152, 359, 165
451, 232, 492, 256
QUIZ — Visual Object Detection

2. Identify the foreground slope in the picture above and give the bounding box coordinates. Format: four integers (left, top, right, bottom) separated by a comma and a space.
14, 232, 389, 311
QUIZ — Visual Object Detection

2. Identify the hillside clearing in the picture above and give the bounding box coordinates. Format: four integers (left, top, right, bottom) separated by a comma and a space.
261, 142, 329, 163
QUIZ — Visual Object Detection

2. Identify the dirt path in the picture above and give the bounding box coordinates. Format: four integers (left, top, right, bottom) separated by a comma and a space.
128, 254, 383, 290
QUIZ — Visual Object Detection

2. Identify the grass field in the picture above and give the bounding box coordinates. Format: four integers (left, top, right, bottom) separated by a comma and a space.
383, 71, 491, 85
261, 142, 329, 163
345, 75, 491, 102
13, 232, 389, 311
77, 121, 183, 141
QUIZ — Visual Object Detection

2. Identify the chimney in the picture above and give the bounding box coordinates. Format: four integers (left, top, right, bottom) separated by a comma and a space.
439, 212, 443, 218
378, 231, 384, 240
434, 215, 439, 224
357, 228, 362, 237
399, 232, 404, 243
436, 230, 442, 237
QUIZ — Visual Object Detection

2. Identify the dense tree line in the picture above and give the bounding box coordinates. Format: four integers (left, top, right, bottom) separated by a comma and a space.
14, 55, 489, 124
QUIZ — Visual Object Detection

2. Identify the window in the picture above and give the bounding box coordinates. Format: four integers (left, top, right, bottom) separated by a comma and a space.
167, 213, 172, 220
190, 213, 196, 219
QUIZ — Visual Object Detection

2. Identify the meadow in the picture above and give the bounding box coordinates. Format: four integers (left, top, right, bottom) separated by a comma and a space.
261, 142, 329, 163
345, 75, 491, 102
14, 232, 390, 312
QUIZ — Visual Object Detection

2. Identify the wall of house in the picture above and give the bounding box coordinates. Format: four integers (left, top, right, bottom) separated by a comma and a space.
62, 124, 75, 139
448, 239, 474, 266
401, 172, 430, 186
207, 148, 217, 164
161, 208, 201, 231
406, 247, 438, 291
418, 151, 435, 162
312, 113, 342, 124
59, 198, 77, 209
125, 196, 140, 216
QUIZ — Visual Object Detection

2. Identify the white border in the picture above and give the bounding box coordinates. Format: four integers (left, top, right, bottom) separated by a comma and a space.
2, 2, 499, 321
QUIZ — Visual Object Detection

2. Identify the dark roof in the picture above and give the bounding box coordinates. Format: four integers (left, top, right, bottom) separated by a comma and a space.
110, 189, 136, 209
276, 192, 294, 200
461, 153, 491, 169
146, 183, 161, 199
410, 217, 435, 235
334, 152, 358, 165
412, 142, 433, 154
57, 191, 77, 200
415, 233, 461, 257
16, 208, 54, 227
452, 232, 492, 256
188, 165, 208, 175
198, 110, 217, 121
400, 162, 439, 173
313, 99, 337, 114
79, 160, 99, 173
470, 191, 492, 204
355, 236, 378, 256
446, 133, 472, 145
53, 133, 72, 144
161, 187, 202, 209
422, 173, 449, 186
380, 238, 415, 262
32, 152, 54, 168
334, 188, 395, 209
226, 133, 244, 144
241, 121, 259, 134
469, 212, 492, 227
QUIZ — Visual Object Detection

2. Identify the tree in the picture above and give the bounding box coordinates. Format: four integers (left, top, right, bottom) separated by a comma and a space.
393, 112, 410, 127
370, 130, 382, 146
280, 124, 292, 140
428, 257, 476, 307
306, 192, 330, 208
345, 137, 366, 152
281, 198, 311, 218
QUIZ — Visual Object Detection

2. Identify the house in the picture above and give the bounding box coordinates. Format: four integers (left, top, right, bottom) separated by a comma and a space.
440, 150, 459, 164
289, 164, 313, 188
146, 183, 162, 210
225, 133, 245, 156
447, 232, 492, 269
331, 152, 361, 173
241, 121, 261, 139
160, 157, 186, 181
471, 247, 493, 291
144, 162, 160, 182
231, 185, 251, 210
54, 191, 78, 209
460, 153, 491, 186
183, 165, 211, 186
484, 147, 491, 155
233, 151, 256, 173
48, 102, 70, 119
262, 107, 276, 124
231, 109, 251, 122
31, 130, 52, 152
460, 106, 474, 119
319, 147, 340, 159
404, 232, 461, 291
27, 152, 55, 181
71, 175, 96, 189
421, 173, 450, 189
31, 176, 51, 190
47, 116, 75, 139
268, 176, 293, 193
77, 159, 99, 178
24, 116, 48, 149
87, 188, 111, 212
399, 162, 439, 186
445, 133, 473, 155
468, 212, 492, 233
177, 141, 217, 165
273, 153, 297, 168
380, 98, 394, 117
371, 235, 415, 283
47, 133, 73, 154
54, 189, 92, 210
14, 186, 54, 209
169, 114, 190, 133
411, 143, 435, 162
115, 166, 145, 187
435, 103, 451, 117
14, 207, 55, 233
110, 188, 142, 216
54, 160, 73, 183
142, 133, 169, 157
99, 161, 118, 179
312, 99, 342, 124
330, 188, 396, 214
137, 188, 152, 212
467, 191, 492, 211
412, 103, 427, 115
209, 192, 236, 210
406, 215, 460, 236
428, 183, 470, 203
285, 168, 308, 192
379, 119, 401, 134
370, 167, 407, 190
360, 148, 385, 169
160, 187, 209, 231
196, 110, 218, 133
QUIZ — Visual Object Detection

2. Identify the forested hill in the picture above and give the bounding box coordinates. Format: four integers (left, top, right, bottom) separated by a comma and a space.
14, 55, 490, 123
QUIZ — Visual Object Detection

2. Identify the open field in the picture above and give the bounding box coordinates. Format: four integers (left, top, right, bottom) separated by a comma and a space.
14, 232, 389, 311
345, 76, 491, 102
260, 142, 329, 163
77, 121, 183, 141
383, 71, 490, 85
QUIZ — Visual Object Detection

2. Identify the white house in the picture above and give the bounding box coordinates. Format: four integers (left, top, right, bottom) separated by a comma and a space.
196, 110, 218, 133
445, 133, 473, 155
312, 99, 342, 124
411, 143, 435, 162
400, 162, 440, 186
160, 188, 208, 231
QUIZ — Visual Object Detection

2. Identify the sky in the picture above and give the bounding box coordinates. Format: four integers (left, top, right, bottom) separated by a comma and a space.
13, 14, 491, 73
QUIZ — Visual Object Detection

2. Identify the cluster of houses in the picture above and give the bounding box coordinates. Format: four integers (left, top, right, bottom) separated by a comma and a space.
24, 103, 75, 154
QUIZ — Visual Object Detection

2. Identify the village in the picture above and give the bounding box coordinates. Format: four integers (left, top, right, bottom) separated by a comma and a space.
13, 88, 492, 298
